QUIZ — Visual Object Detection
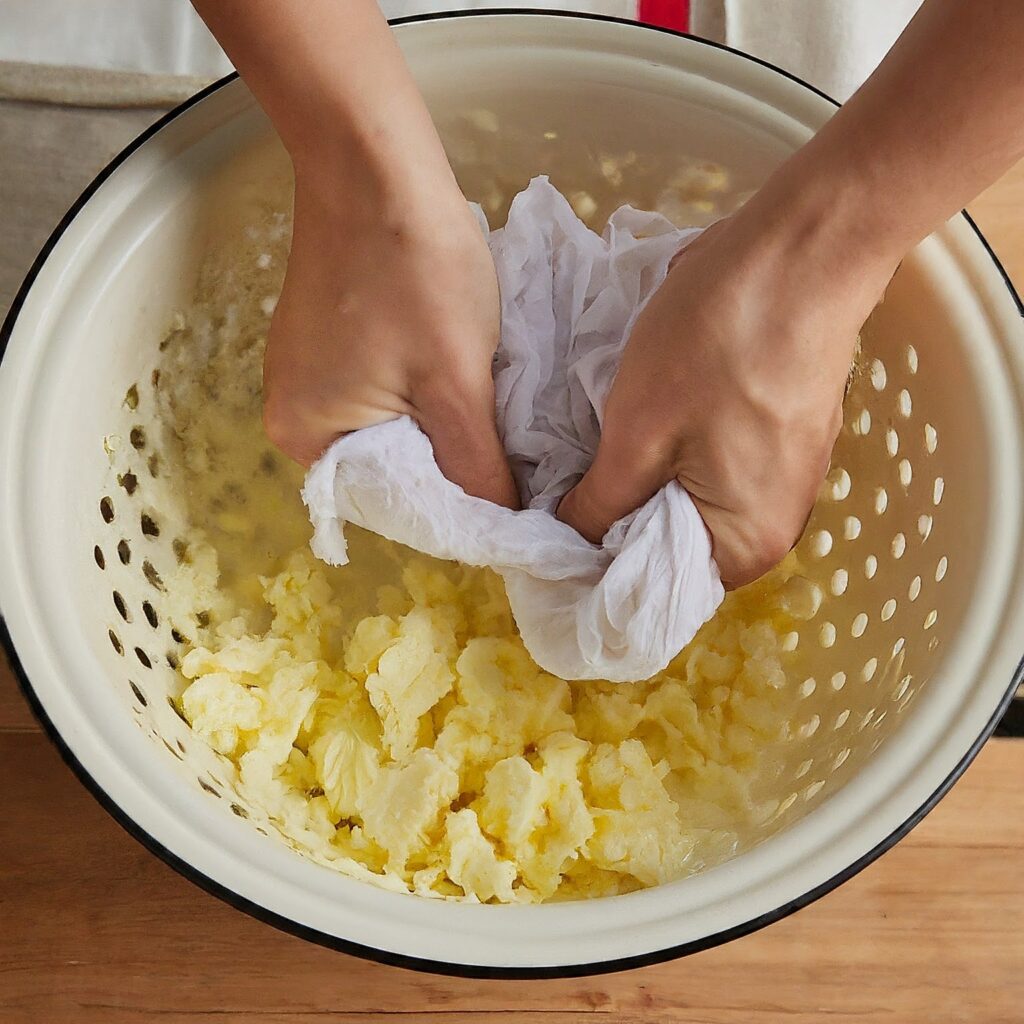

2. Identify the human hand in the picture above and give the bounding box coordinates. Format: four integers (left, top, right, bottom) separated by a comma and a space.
556, 0, 1024, 589
191, 0, 516, 507
557, 201, 897, 589
261, 164, 518, 508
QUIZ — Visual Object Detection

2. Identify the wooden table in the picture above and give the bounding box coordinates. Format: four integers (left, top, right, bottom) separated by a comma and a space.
1, 96, 1023, 1023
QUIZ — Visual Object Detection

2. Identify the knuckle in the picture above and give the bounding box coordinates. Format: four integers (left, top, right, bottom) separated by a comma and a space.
414, 358, 494, 413
718, 516, 799, 590
747, 540, 792, 582
262, 394, 314, 465
261, 393, 291, 449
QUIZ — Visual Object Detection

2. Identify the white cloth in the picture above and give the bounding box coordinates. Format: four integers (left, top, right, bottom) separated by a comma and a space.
303, 178, 724, 683
700, 0, 922, 103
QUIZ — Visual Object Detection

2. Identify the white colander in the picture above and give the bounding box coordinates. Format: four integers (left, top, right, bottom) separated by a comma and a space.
1, 13, 1023, 977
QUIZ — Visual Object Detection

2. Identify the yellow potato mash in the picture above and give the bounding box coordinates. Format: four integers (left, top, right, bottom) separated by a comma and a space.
176, 543, 796, 902
151, 165, 800, 903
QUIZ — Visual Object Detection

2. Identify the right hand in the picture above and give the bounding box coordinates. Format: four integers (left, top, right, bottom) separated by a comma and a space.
558, 203, 897, 589
262, 164, 519, 510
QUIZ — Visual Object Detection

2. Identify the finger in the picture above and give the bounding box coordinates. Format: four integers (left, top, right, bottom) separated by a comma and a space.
689, 499, 795, 592
263, 387, 398, 469
262, 394, 332, 469
557, 435, 672, 543
418, 391, 520, 510
429, 417, 520, 509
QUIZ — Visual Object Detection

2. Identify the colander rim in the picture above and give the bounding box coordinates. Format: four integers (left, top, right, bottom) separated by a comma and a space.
1, 8, 1022, 981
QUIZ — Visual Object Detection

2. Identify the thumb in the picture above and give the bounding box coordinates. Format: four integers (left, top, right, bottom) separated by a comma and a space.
418, 391, 520, 510
557, 435, 672, 543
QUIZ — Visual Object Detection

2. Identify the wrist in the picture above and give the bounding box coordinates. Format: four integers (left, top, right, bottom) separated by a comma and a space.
733, 149, 904, 306
292, 150, 470, 246
287, 83, 468, 234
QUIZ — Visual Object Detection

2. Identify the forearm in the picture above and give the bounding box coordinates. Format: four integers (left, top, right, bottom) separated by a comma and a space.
742, 0, 1024, 272
190, 0, 458, 216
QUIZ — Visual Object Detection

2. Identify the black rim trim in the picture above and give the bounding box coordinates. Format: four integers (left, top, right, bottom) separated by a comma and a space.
1, 9, 1022, 981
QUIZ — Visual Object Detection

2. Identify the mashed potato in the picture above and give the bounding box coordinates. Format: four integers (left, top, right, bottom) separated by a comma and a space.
177, 544, 797, 903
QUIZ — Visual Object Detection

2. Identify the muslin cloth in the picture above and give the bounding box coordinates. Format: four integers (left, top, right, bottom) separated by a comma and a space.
303, 177, 724, 681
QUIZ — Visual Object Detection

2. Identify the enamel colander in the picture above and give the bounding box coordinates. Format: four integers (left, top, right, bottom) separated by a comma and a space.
1, 13, 1022, 978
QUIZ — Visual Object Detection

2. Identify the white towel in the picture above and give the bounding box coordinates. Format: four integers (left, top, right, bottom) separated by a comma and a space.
303, 177, 724, 683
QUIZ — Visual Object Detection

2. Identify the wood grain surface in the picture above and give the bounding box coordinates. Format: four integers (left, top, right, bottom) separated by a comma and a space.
1, 102, 1022, 1024
1, 714, 1021, 1024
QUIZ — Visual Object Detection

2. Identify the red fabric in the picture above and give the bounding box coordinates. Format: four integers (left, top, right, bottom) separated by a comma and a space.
637, 0, 690, 32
